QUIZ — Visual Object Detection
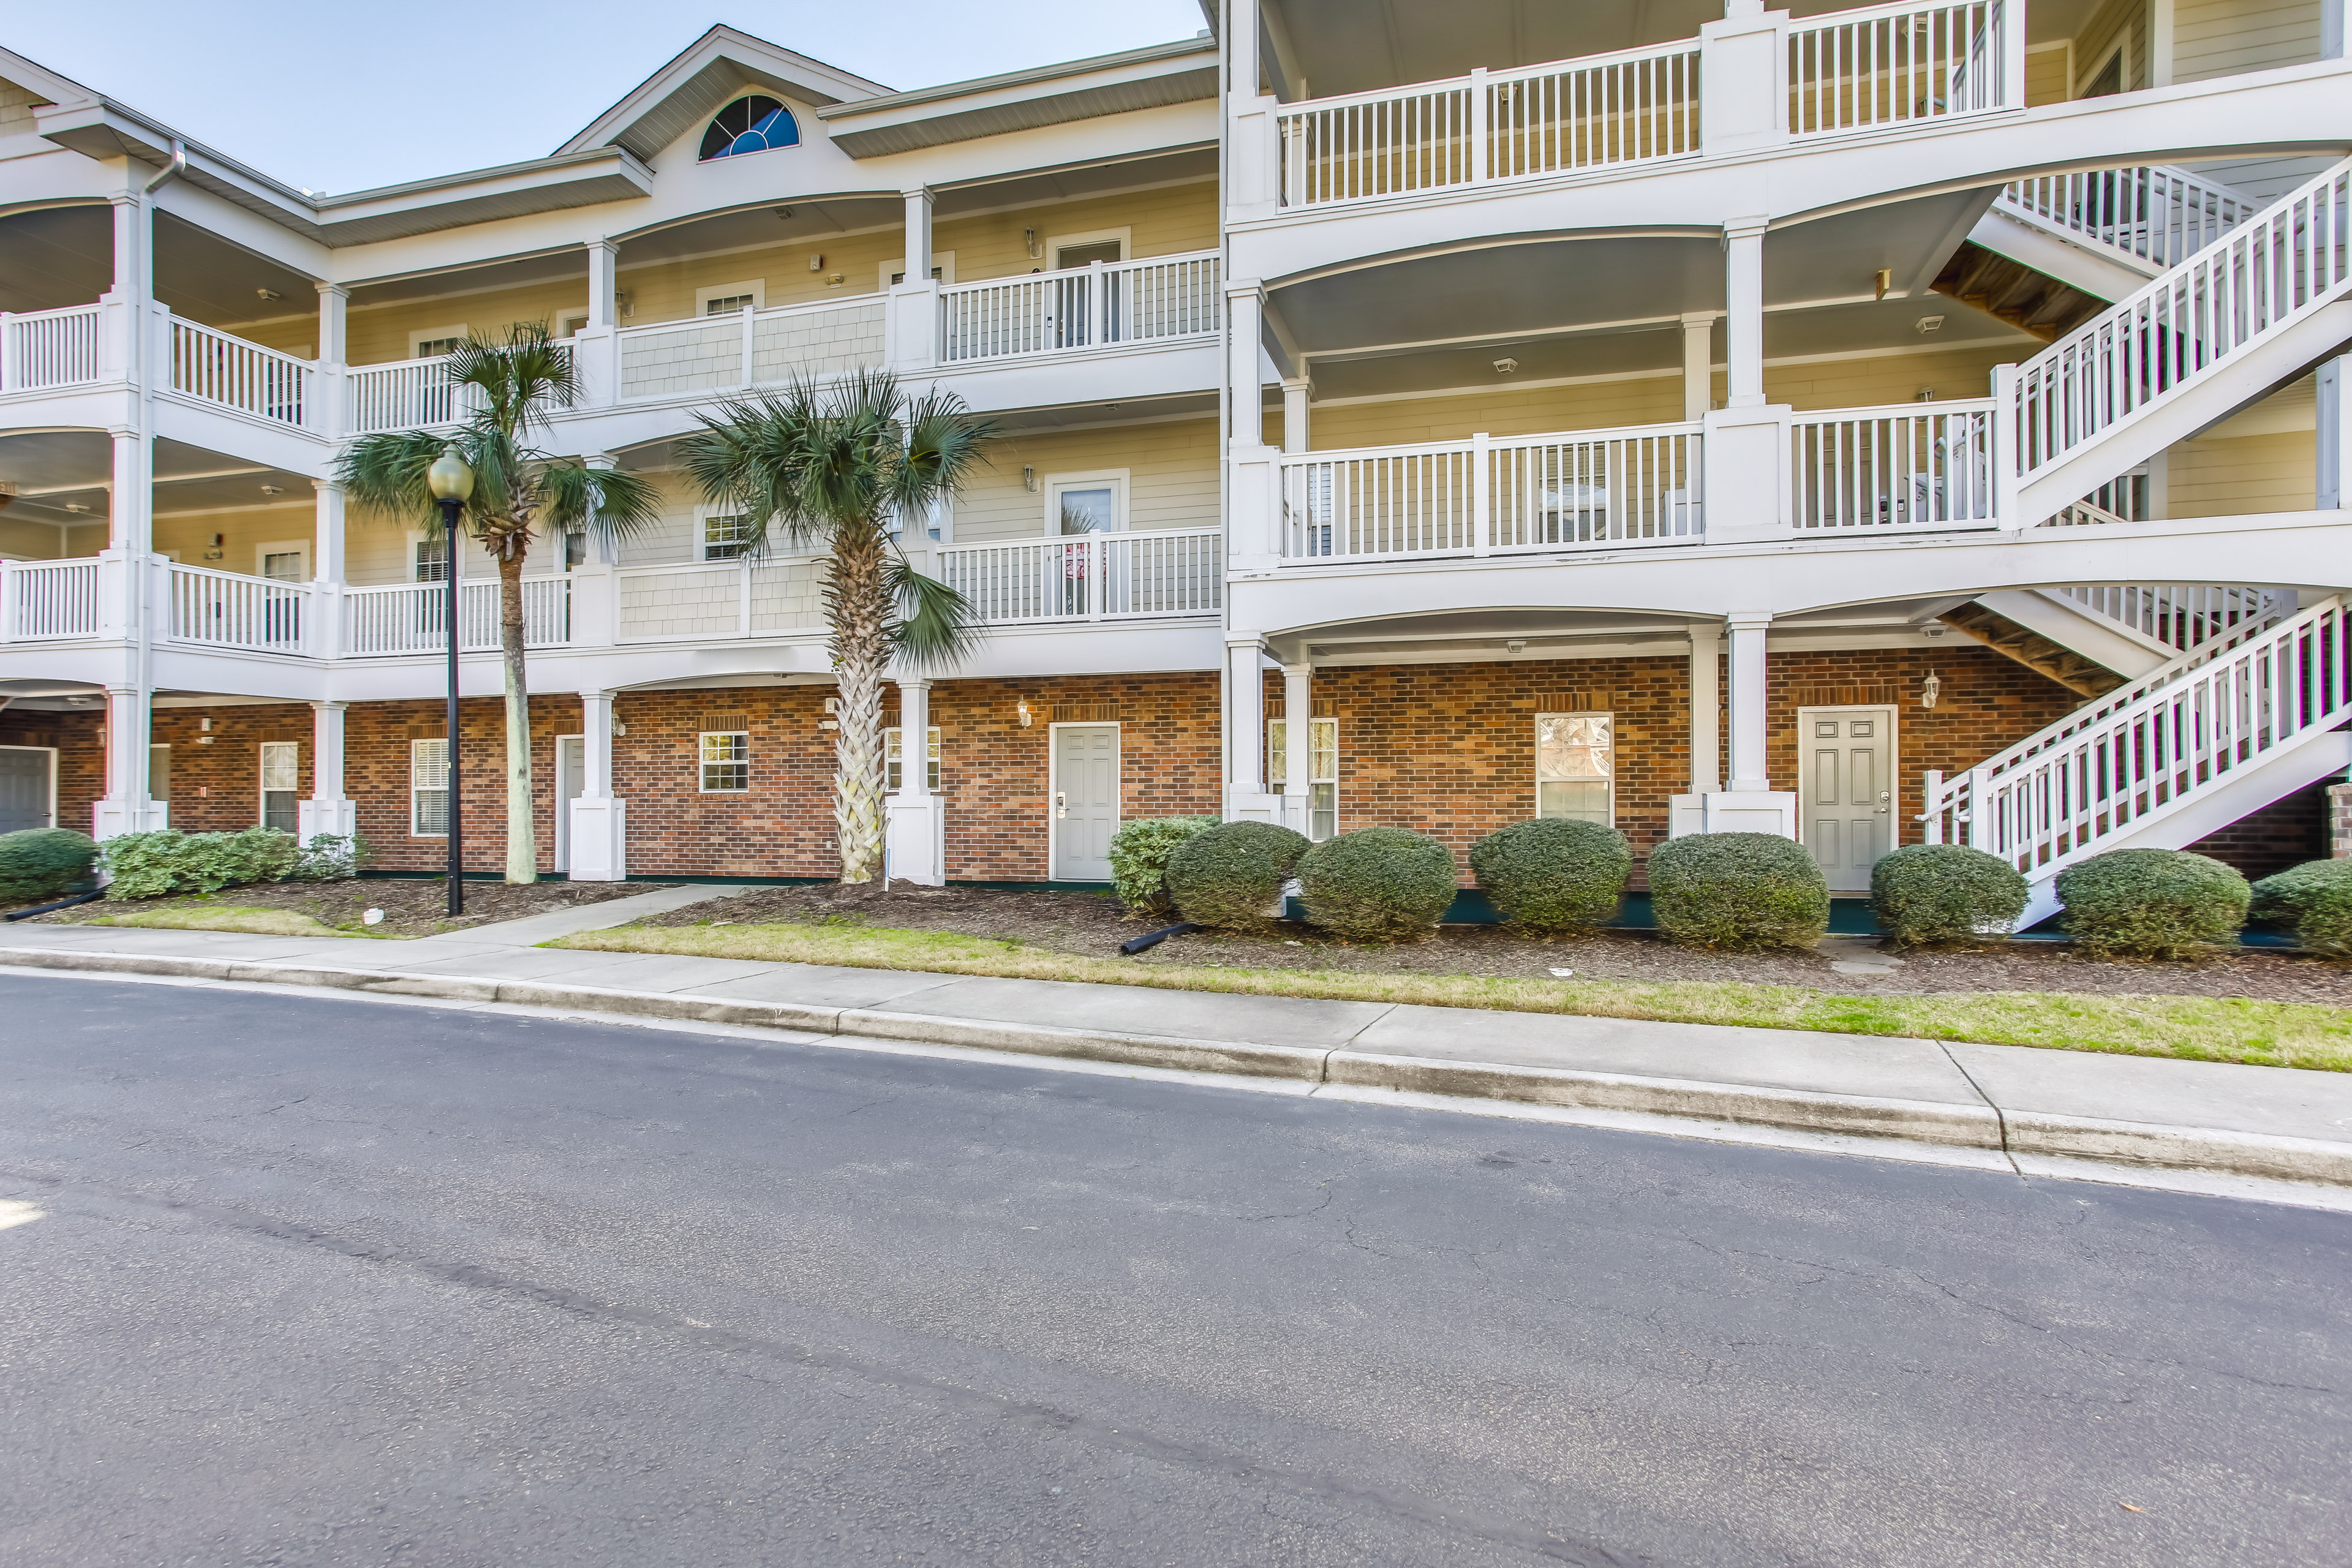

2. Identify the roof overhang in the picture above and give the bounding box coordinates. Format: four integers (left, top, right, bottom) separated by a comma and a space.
818, 39, 1218, 158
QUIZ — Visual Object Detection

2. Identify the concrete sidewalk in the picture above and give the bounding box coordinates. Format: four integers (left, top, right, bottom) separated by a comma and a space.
6, 917, 2352, 1199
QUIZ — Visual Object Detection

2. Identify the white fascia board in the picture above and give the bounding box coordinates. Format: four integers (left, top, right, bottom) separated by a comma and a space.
148, 179, 331, 279
308, 148, 655, 249
34, 99, 327, 236
818, 39, 1218, 159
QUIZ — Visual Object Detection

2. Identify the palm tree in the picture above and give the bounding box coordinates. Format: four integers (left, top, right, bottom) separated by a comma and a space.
679, 371, 993, 884
337, 323, 662, 883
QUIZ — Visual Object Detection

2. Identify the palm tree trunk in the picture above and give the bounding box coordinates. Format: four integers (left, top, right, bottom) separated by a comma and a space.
829, 526, 891, 883
497, 545, 537, 884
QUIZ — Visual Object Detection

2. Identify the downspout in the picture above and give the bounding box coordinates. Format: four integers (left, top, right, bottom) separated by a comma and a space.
133, 140, 180, 827
142, 139, 186, 195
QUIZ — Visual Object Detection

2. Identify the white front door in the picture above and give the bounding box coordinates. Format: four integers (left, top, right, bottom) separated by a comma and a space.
1800, 707, 1896, 893
554, 736, 584, 873
1051, 724, 1119, 881
0, 747, 55, 833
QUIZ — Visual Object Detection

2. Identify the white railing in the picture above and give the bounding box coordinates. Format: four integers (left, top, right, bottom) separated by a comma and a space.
2051, 585, 2290, 652
1279, 426, 1702, 564
167, 563, 307, 654
168, 317, 314, 429
2, 304, 104, 393
1923, 596, 2352, 884
342, 575, 570, 656
937, 528, 1224, 624
2015, 156, 2352, 483
618, 297, 885, 402
1276, 42, 1700, 208
1789, 400, 1997, 532
938, 252, 1223, 363
349, 354, 476, 434
1, 557, 101, 641
1997, 166, 2256, 270
1789, 0, 2013, 137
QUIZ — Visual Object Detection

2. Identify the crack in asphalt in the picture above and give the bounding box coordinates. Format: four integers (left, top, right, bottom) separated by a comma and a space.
4, 1167, 1664, 1568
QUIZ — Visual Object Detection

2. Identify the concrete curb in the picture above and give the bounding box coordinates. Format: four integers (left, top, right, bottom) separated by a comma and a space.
9, 944, 2351, 1191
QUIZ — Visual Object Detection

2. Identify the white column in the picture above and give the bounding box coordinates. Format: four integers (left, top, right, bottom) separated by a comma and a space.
1725, 611, 1772, 793
93, 685, 156, 840
569, 689, 627, 881
1723, 218, 1768, 409
99, 194, 149, 386
2150, 0, 2176, 87
2324, 0, 2345, 59
2320, 355, 2350, 510
1680, 312, 1719, 422
900, 187, 934, 285
297, 700, 355, 841
1224, 635, 1276, 818
1226, 281, 1280, 571
573, 241, 620, 407
586, 240, 619, 329
1281, 662, 1312, 832
1687, 622, 1721, 793
315, 282, 347, 363
1226, 0, 1278, 223
886, 676, 945, 885
108, 426, 150, 557
1280, 377, 1311, 453
886, 189, 940, 374
1227, 282, 1267, 447
311, 479, 345, 583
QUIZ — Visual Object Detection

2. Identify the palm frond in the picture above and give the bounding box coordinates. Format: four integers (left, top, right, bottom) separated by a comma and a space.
884, 551, 984, 671
888, 386, 996, 521
334, 430, 464, 532
537, 461, 665, 551
448, 322, 575, 440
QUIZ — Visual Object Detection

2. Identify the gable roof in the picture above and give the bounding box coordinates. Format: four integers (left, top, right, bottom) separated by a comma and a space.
556, 25, 891, 163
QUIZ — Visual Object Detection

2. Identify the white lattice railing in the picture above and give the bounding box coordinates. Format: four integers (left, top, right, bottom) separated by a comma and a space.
1789, 401, 1998, 532
2, 305, 104, 393
167, 563, 309, 653
168, 317, 314, 428
1278, 426, 1702, 564
617, 298, 885, 402
936, 528, 1224, 624
1922, 596, 2352, 882
2051, 585, 2290, 652
1997, 165, 2257, 270
938, 252, 1222, 364
2015, 156, 2352, 483
1, 557, 101, 641
1276, 42, 1700, 208
342, 576, 570, 656
1788, 0, 2016, 136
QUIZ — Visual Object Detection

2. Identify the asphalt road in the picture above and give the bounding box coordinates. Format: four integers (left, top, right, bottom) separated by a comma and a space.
1, 973, 2345, 1567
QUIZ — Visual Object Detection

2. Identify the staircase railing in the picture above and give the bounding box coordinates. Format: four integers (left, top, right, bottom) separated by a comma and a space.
2049, 584, 2289, 652
1923, 595, 2351, 878
2013, 156, 2352, 484
1996, 165, 2255, 270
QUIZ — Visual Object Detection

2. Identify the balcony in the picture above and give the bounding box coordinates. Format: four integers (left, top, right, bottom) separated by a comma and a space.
1, 557, 102, 641
342, 576, 572, 656
1, 304, 104, 395
937, 529, 1224, 624
938, 252, 1222, 364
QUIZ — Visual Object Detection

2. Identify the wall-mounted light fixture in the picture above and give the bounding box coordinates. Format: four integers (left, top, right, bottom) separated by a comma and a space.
1022, 466, 1037, 492
1914, 386, 1937, 402
1920, 671, 1941, 709
1016, 699, 1033, 728
1874, 268, 1892, 300
1025, 228, 1042, 259
808, 254, 824, 271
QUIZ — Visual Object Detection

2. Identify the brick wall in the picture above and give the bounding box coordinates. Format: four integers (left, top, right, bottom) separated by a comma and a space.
148, 704, 314, 834
0, 706, 102, 832
348, 696, 581, 873
2187, 780, 2328, 883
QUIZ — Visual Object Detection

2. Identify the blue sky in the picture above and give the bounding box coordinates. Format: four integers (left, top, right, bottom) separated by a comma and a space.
10, 0, 1208, 194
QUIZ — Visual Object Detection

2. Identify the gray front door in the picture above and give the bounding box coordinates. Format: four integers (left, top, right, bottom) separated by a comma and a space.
554, 736, 584, 872
1801, 707, 1895, 893
0, 747, 55, 833
1051, 725, 1119, 881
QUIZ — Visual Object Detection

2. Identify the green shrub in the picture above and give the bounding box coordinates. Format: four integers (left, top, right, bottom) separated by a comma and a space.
0, 829, 100, 904
1468, 817, 1630, 934
290, 832, 371, 883
1647, 832, 1830, 950
2057, 848, 2250, 960
100, 827, 305, 900
2249, 857, 2352, 956
1107, 816, 1221, 917
1870, 843, 2028, 948
1297, 827, 1458, 943
1165, 820, 1310, 932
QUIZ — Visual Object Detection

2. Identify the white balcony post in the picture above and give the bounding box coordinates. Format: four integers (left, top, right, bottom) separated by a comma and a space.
1964, 767, 1995, 853
1224, 634, 1279, 820
311, 478, 345, 586
2001, 0, 2029, 105
886, 676, 946, 885
93, 684, 159, 841
99, 192, 149, 388
1725, 611, 1771, 793
1091, 257, 1110, 347
889, 187, 940, 373
1698, 1, 1786, 154
1991, 361, 2024, 527
1468, 67, 1489, 184
1723, 217, 1768, 409
2150, 0, 2176, 88
738, 300, 756, 389
1688, 622, 1722, 793
314, 282, 348, 436
1226, 280, 1280, 572
2318, 355, 2350, 510
1471, 431, 1492, 556
1280, 377, 1311, 453
297, 699, 356, 841
575, 239, 619, 407
569, 689, 627, 881
1681, 312, 1720, 421
1226, 0, 1280, 220
1281, 662, 1312, 832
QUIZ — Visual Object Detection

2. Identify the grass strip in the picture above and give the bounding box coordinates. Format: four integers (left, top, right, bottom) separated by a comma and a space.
85, 905, 368, 938
549, 921, 2352, 1073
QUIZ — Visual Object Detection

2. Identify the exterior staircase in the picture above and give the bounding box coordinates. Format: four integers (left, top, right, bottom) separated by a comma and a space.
1972, 164, 2258, 304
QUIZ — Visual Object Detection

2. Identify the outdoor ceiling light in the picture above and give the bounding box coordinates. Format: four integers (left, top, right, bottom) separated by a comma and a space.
256, 287, 283, 301
1493, 356, 1519, 374
1915, 315, 1945, 334
1506, 639, 1526, 654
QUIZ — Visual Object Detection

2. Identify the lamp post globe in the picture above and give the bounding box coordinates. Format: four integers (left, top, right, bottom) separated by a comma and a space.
429, 445, 473, 916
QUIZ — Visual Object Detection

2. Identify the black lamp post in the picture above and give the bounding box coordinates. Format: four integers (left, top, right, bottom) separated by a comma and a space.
426, 444, 474, 916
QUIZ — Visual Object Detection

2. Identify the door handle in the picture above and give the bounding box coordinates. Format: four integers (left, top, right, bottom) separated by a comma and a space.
1055, 791, 1067, 820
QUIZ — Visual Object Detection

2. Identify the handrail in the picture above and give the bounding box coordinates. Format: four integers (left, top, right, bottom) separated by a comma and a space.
166, 561, 308, 653
342, 575, 570, 655
1996, 164, 2256, 270
1, 304, 104, 393
0, 556, 102, 641
168, 315, 315, 429
936, 527, 1224, 624
1788, 399, 1999, 532
1787, 0, 2015, 137
937, 251, 1222, 363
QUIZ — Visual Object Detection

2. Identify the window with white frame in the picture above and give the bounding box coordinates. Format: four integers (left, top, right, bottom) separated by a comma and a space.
885, 726, 941, 792
414, 536, 451, 582
699, 729, 750, 793
700, 513, 753, 560
260, 741, 300, 833
411, 737, 448, 836
1268, 717, 1338, 840
695, 280, 766, 315
1535, 713, 1613, 825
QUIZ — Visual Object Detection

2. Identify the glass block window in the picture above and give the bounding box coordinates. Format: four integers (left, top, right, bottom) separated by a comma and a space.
1268, 717, 1339, 840
1536, 713, 1613, 825
699, 731, 750, 793
701, 514, 752, 561
260, 741, 300, 834
885, 726, 941, 793
698, 96, 799, 160
411, 737, 448, 837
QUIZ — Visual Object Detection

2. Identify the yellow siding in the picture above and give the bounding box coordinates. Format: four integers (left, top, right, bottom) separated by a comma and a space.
949, 420, 1218, 543
67, 522, 108, 557
2073, 0, 2146, 92
2173, 0, 2322, 81
1765, 345, 2022, 410
1, 516, 76, 559
342, 503, 527, 586
2026, 43, 2073, 105
620, 230, 902, 326
933, 183, 1218, 283
2167, 431, 2315, 516
151, 503, 319, 575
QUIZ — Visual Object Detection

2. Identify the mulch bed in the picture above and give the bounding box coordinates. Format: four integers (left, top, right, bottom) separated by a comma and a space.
6, 876, 666, 940
629, 881, 2352, 1008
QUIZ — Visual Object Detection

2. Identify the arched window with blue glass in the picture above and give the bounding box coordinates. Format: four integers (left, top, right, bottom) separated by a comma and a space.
699, 95, 798, 160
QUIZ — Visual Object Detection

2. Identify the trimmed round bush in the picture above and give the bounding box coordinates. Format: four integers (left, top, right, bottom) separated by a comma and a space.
1108, 815, 1221, 917
2249, 857, 2352, 957
1164, 820, 1310, 932
1297, 827, 1458, 942
1647, 832, 1829, 950
1870, 843, 2028, 948
0, 828, 100, 905
2056, 848, 2250, 960
1469, 817, 1631, 935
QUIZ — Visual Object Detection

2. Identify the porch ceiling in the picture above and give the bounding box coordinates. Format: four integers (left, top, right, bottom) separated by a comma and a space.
617, 196, 904, 265
156, 211, 322, 336
0, 435, 312, 530
0, 203, 110, 315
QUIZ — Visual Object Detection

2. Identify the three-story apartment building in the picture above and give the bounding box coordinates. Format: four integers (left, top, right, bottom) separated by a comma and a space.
3, 0, 2349, 924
